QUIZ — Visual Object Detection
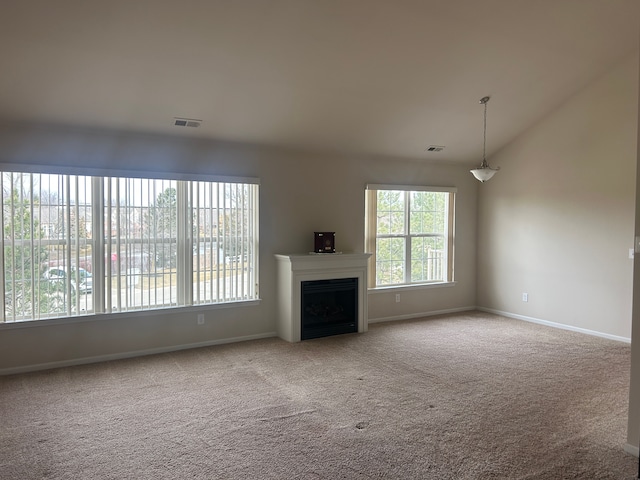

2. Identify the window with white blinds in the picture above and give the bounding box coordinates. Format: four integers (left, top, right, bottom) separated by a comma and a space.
0, 171, 259, 323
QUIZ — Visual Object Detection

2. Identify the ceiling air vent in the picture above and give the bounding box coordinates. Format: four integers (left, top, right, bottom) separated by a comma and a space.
173, 117, 202, 128
425, 145, 445, 152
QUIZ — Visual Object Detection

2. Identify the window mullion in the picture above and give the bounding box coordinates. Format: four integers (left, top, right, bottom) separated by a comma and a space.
404, 191, 411, 284
29, 175, 37, 319
176, 181, 191, 305
92, 177, 105, 313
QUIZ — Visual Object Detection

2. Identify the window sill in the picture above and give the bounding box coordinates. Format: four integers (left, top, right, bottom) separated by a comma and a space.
368, 282, 456, 294
0, 299, 262, 330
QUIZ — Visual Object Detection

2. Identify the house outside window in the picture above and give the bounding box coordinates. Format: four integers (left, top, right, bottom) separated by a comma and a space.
365, 184, 455, 288
0, 170, 259, 323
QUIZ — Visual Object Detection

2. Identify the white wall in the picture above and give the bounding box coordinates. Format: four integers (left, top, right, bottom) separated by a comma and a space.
627, 47, 640, 454
477, 55, 639, 340
0, 124, 478, 373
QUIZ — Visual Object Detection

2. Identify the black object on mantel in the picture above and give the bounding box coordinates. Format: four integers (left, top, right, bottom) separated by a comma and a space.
314, 232, 335, 253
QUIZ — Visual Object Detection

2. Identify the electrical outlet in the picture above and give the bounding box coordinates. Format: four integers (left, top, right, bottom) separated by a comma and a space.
522, 293, 528, 302
395, 294, 401, 303
197, 314, 205, 325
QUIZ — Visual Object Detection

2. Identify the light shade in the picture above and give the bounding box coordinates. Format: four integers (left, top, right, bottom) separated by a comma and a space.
470, 165, 499, 182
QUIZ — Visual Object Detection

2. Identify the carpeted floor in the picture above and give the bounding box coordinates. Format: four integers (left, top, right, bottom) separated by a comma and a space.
0, 311, 637, 479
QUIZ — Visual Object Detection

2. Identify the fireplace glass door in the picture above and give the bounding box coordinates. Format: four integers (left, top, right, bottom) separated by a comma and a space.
301, 278, 358, 340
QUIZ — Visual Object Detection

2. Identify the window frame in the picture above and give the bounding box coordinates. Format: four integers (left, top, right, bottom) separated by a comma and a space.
365, 184, 456, 289
0, 164, 260, 324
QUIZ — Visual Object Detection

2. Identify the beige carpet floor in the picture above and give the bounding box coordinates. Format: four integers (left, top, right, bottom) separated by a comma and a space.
0, 311, 637, 479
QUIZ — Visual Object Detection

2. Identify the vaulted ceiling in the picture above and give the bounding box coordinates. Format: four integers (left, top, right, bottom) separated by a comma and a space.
0, 1, 638, 164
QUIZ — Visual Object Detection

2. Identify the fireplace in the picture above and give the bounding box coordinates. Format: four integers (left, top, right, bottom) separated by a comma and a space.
301, 278, 358, 340
275, 253, 371, 342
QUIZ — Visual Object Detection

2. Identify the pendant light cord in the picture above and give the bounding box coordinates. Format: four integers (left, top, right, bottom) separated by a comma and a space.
483, 100, 487, 164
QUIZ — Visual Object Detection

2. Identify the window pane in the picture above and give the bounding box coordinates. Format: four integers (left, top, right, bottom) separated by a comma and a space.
376, 190, 404, 235
410, 236, 445, 282
192, 182, 258, 304
105, 178, 178, 312
410, 191, 446, 235
376, 237, 405, 285
2, 173, 94, 321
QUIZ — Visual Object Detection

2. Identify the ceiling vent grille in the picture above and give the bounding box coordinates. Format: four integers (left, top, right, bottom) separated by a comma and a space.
425, 145, 445, 152
173, 117, 202, 128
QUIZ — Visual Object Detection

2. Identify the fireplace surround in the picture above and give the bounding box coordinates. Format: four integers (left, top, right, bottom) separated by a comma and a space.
275, 253, 371, 342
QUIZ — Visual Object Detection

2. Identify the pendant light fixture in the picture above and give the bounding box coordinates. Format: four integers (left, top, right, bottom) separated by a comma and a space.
470, 96, 500, 182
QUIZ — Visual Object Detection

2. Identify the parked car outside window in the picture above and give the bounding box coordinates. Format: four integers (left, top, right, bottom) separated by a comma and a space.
43, 266, 93, 294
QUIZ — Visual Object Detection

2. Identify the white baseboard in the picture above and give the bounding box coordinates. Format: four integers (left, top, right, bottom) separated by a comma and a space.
478, 307, 631, 343
0, 331, 278, 376
624, 443, 639, 457
368, 306, 476, 324
3, 307, 630, 375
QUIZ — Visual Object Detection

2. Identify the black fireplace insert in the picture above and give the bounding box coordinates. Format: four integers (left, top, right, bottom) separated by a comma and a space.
301, 277, 358, 340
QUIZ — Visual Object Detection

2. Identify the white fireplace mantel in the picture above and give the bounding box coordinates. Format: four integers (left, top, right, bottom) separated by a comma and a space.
275, 253, 372, 342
